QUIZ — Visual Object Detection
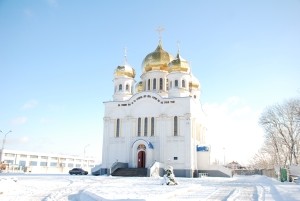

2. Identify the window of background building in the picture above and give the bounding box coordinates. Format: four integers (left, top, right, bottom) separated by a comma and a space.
29, 161, 38, 166
5, 160, 14, 164
19, 161, 26, 167
30, 155, 38, 159
5, 153, 15, 157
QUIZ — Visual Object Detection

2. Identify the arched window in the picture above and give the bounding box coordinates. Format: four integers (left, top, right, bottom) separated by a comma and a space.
148, 79, 150, 90
137, 118, 141, 136
116, 119, 120, 137
144, 117, 148, 136
159, 78, 163, 90
182, 80, 186, 88
126, 84, 129, 91
118, 84, 122, 91
153, 78, 156, 90
174, 116, 178, 136
151, 117, 154, 136
175, 80, 178, 87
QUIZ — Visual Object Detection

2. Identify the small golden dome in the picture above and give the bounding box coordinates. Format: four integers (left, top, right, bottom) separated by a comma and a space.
168, 53, 190, 73
136, 81, 143, 92
114, 62, 136, 78
189, 74, 200, 90
142, 41, 174, 73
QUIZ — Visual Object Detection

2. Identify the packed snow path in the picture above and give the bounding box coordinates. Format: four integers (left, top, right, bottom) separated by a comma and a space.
0, 174, 299, 201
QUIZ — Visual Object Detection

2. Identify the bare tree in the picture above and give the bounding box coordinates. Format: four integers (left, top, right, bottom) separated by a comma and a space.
258, 98, 300, 167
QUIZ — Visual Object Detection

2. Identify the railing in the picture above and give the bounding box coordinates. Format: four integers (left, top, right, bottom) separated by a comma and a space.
198, 164, 232, 177
108, 162, 128, 175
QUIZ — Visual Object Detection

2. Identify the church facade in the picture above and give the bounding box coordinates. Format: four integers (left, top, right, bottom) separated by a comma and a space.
100, 39, 209, 177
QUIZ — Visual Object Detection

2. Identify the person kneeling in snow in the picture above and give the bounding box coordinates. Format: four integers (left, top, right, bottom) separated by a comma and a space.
162, 166, 178, 185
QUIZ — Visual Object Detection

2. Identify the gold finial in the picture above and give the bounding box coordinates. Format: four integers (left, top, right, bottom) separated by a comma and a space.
156, 26, 165, 43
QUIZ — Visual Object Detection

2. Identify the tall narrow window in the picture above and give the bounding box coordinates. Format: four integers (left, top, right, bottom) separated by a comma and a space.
119, 84, 122, 91
144, 117, 148, 136
166, 79, 169, 90
175, 80, 178, 87
138, 118, 141, 136
159, 78, 163, 90
174, 116, 178, 136
116, 119, 120, 137
126, 84, 129, 91
148, 79, 150, 90
151, 117, 154, 136
153, 78, 156, 90
182, 80, 186, 88
170, 81, 172, 89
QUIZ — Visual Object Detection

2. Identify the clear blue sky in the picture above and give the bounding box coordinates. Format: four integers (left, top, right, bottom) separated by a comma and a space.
1, 0, 299, 164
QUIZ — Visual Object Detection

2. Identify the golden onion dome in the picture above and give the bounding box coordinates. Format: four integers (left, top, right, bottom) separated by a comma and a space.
114, 62, 136, 78
135, 81, 143, 92
189, 74, 200, 90
168, 52, 190, 73
142, 41, 174, 73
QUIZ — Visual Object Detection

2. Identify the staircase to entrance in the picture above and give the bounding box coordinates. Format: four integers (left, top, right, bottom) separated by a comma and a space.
111, 168, 147, 177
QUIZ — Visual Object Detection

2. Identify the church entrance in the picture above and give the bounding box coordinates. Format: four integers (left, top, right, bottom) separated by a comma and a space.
137, 151, 146, 168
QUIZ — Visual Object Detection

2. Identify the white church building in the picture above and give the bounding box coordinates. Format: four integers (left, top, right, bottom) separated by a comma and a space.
98, 38, 210, 177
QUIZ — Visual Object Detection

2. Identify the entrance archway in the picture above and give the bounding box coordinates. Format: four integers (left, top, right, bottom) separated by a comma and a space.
137, 151, 146, 168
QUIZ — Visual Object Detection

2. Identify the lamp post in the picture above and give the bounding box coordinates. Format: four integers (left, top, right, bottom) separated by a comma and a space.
223, 147, 226, 166
83, 144, 90, 168
0, 130, 12, 163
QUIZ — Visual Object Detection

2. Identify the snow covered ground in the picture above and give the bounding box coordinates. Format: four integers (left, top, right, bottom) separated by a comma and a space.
0, 174, 299, 201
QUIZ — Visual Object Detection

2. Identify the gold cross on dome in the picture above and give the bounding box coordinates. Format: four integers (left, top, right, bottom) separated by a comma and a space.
177, 40, 181, 54
124, 47, 127, 62
156, 26, 165, 41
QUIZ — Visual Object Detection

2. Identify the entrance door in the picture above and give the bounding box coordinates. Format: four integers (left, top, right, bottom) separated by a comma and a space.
137, 151, 146, 168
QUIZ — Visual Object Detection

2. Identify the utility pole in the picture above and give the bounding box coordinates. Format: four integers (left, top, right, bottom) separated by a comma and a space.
0, 130, 12, 163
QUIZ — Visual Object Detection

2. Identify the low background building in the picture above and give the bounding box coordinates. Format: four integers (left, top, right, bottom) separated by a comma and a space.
1, 149, 96, 174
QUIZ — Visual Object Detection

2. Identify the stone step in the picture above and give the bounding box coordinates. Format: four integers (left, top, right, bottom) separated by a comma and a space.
112, 168, 147, 177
